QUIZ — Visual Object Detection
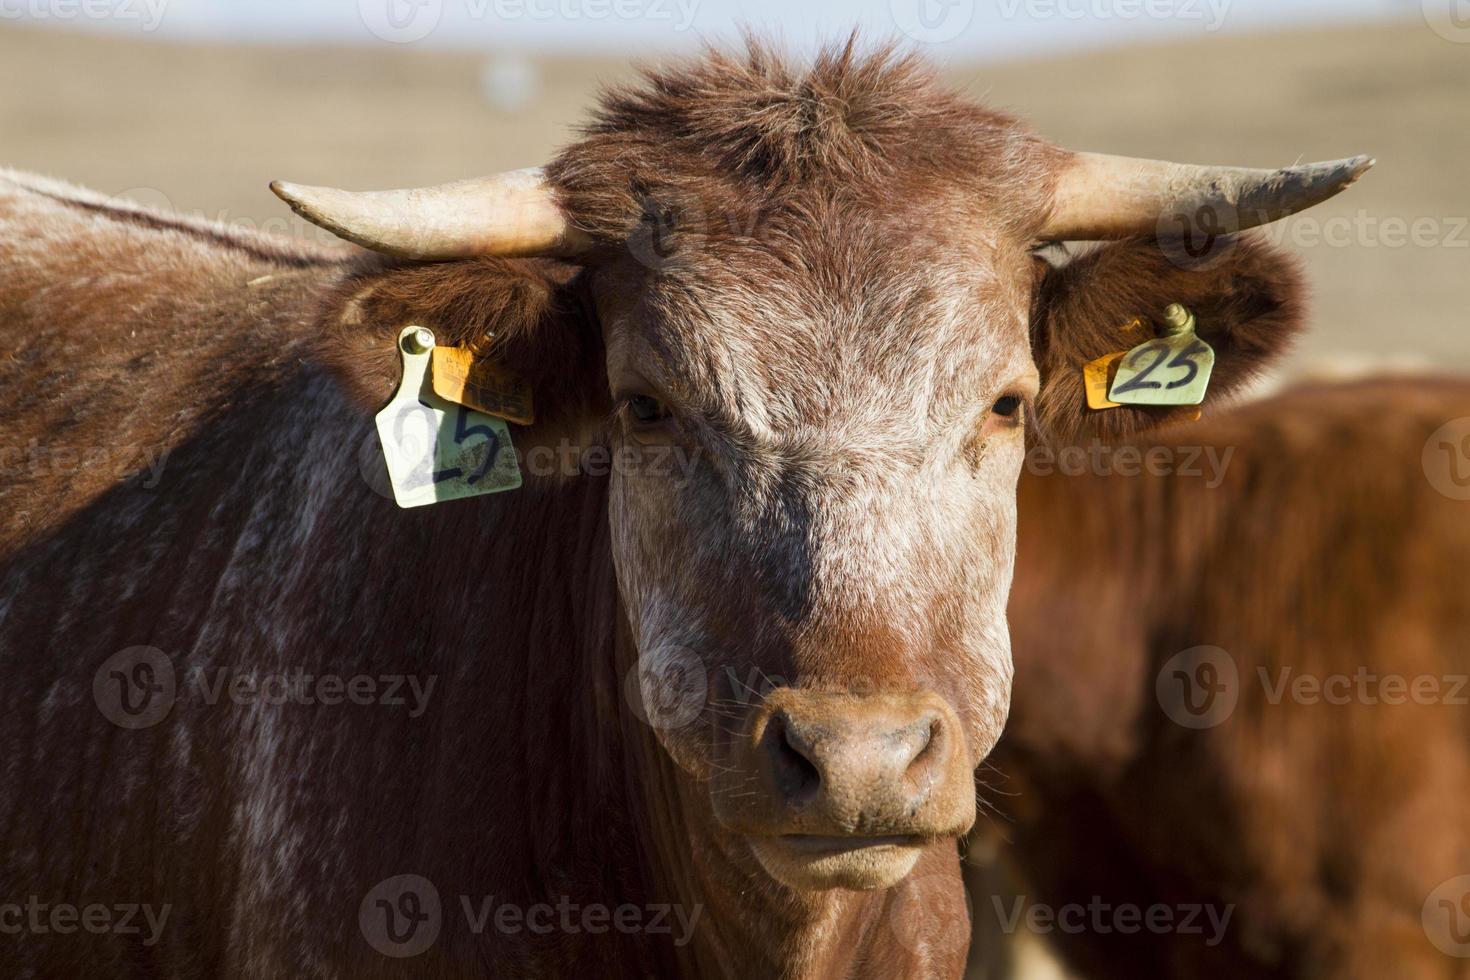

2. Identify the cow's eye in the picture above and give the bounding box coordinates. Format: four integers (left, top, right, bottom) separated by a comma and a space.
627, 394, 669, 425
991, 395, 1023, 420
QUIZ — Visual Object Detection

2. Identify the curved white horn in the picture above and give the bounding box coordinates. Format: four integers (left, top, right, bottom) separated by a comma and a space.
1040, 152, 1375, 241
270, 168, 591, 259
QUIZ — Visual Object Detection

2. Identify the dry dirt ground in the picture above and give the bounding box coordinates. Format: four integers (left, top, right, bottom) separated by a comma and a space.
1, 19, 1465, 980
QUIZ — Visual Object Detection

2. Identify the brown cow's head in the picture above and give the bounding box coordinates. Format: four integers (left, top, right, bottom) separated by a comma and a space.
281, 43, 1366, 892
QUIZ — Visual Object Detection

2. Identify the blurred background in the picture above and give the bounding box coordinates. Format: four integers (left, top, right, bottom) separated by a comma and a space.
2, 0, 1464, 975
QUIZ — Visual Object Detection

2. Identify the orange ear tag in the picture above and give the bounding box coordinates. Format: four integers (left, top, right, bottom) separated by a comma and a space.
1084, 351, 1126, 410
1083, 318, 1153, 411
431, 346, 535, 426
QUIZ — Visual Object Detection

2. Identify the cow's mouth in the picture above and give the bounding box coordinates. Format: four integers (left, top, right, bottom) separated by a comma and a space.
746, 833, 930, 891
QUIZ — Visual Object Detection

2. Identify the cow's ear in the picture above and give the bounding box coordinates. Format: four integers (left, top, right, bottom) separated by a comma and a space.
314, 254, 609, 454
1028, 233, 1305, 443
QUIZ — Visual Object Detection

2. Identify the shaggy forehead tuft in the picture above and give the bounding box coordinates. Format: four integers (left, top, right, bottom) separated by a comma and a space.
547, 36, 1063, 246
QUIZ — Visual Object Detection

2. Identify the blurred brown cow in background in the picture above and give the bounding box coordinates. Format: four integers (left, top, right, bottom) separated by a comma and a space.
969, 377, 1470, 978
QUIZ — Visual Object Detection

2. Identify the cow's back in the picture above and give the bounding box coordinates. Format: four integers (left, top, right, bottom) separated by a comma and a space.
0, 169, 351, 551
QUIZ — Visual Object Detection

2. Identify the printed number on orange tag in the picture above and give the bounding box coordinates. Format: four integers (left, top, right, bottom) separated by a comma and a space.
431, 346, 535, 426
1084, 351, 1128, 410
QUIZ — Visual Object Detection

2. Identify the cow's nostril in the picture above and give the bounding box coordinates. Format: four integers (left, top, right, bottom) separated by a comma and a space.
765, 711, 822, 807
898, 712, 945, 787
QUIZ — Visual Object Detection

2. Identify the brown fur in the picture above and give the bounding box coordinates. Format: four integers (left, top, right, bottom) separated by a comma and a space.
0, 41, 1317, 979
993, 377, 1470, 977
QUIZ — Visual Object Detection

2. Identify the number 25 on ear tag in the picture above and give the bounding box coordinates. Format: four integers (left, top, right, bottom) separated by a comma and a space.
1108, 304, 1216, 407
375, 326, 522, 509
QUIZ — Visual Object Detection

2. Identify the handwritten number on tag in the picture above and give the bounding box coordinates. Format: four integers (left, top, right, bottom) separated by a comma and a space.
386, 402, 502, 488
1112, 339, 1211, 397
454, 405, 500, 485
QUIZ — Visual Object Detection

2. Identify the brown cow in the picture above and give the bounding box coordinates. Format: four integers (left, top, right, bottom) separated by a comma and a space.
986, 377, 1470, 977
0, 41, 1367, 978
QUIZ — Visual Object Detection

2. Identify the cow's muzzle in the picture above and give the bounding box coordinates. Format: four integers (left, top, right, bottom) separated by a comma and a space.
712, 689, 976, 890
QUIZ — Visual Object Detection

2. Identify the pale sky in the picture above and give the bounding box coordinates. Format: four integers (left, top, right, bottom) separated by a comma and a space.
1, 0, 1433, 60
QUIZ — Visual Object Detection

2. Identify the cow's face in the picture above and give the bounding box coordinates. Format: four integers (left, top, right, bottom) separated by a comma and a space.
282, 41, 1365, 896
593, 210, 1034, 889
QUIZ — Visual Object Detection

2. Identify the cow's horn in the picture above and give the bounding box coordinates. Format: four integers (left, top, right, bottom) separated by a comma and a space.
1040, 152, 1374, 241
269, 168, 591, 259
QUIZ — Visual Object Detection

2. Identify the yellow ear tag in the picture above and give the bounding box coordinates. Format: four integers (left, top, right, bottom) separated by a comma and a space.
1083, 318, 1154, 411
1108, 304, 1216, 407
374, 327, 523, 509
431, 345, 535, 425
